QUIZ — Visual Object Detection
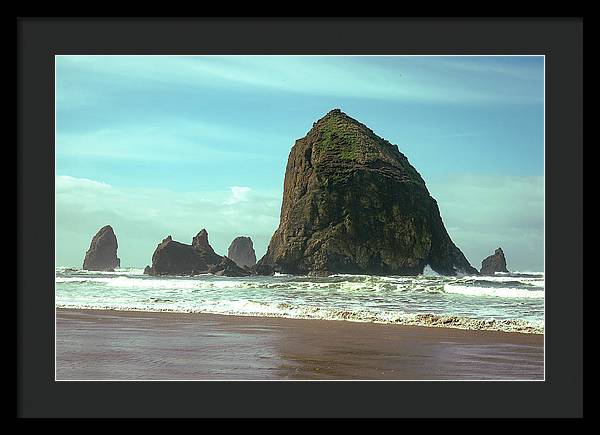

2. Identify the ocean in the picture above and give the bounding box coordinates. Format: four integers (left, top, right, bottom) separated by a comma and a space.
55, 266, 544, 334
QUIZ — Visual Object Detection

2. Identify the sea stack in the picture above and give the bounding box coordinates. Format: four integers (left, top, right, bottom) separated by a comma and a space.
227, 236, 257, 268
480, 247, 509, 275
256, 109, 478, 276
209, 257, 253, 277
82, 225, 120, 271
144, 229, 250, 277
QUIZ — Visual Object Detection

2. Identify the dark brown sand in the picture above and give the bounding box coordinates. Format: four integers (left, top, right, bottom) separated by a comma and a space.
56, 308, 544, 380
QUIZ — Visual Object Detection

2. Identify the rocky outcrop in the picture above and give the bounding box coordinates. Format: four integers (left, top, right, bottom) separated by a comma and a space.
143, 229, 251, 277
209, 256, 252, 277
256, 109, 478, 276
480, 247, 509, 275
192, 229, 217, 255
82, 225, 120, 271
250, 263, 275, 276
227, 236, 257, 268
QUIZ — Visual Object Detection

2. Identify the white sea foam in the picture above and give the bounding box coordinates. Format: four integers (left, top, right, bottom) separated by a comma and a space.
421, 265, 441, 277
56, 275, 544, 298
56, 276, 201, 289
55, 267, 545, 334
56, 299, 543, 334
328, 273, 370, 279
444, 284, 544, 299
469, 275, 544, 284
502, 271, 544, 276
55, 267, 145, 276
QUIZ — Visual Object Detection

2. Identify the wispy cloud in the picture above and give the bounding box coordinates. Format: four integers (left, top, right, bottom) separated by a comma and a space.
56, 175, 111, 190
56, 118, 283, 163
223, 186, 251, 205
432, 57, 543, 81
57, 55, 543, 106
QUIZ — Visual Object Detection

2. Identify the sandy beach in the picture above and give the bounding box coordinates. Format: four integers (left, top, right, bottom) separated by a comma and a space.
56, 308, 543, 380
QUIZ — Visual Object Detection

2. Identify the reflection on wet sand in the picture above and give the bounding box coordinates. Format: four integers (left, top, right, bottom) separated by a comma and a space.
56, 309, 543, 380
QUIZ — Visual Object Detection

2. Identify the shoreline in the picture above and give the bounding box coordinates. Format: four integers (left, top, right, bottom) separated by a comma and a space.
56, 305, 543, 335
56, 308, 544, 380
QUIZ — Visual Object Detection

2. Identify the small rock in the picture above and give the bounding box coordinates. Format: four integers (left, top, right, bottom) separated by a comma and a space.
480, 247, 509, 275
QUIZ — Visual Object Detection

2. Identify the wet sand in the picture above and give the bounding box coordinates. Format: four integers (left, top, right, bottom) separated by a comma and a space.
56, 308, 544, 380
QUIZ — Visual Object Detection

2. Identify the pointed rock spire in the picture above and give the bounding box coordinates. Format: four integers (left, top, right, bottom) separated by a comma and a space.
82, 225, 120, 271
192, 228, 216, 255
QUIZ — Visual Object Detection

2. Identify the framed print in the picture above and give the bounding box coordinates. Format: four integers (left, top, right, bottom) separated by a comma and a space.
17, 17, 583, 418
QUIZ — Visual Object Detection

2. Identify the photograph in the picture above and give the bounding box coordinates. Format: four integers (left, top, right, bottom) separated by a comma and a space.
54, 54, 546, 381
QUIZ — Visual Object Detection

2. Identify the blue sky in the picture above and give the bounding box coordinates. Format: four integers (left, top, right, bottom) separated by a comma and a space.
56, 55, 544, 271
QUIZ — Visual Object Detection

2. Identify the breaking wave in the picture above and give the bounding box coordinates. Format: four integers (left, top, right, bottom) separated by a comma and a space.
443, 284, 544, 299
55, 267, 544, 334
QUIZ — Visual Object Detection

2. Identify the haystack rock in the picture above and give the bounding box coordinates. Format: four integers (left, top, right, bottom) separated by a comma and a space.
256, 109, 478, 276
143, 229, 250, 277
82, 225, 120, 271
227, 236, 257, 268
480, 247, 509, 275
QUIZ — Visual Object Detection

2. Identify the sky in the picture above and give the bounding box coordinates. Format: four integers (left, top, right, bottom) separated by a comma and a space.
56, 55, 544, 271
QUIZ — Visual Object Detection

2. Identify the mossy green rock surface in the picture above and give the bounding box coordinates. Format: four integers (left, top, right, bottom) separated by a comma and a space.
257, 109, 478, 276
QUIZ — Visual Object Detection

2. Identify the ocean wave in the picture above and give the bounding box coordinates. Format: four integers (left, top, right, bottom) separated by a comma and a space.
55, 267, 145, 275
56, 276, 216, 290
468, 274, 544, 286
399, 313, 542, 333
55, 268, 544, 334
55, 275, 439, 295
421, 265, 441, 277
55, 274, 543, 297
55, 301, 543, 334
443, 284, 544, 299
495, 271, 544, 279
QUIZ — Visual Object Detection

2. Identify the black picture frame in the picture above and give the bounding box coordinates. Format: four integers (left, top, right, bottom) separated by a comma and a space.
17, 17, 583, 418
